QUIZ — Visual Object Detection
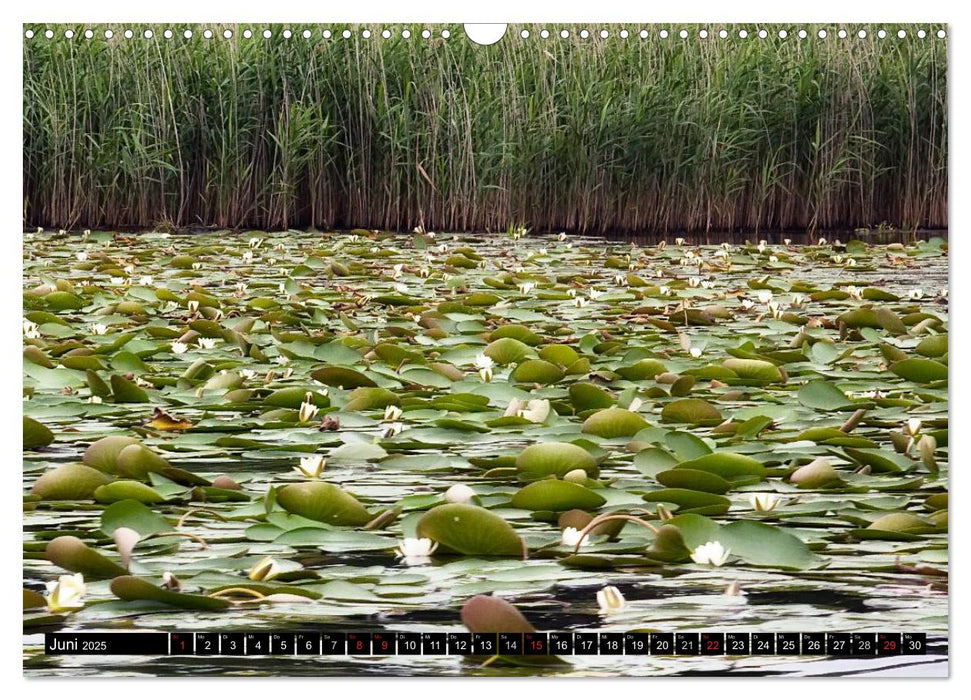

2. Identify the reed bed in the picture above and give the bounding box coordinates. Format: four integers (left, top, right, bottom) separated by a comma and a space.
23, 24, 947, 234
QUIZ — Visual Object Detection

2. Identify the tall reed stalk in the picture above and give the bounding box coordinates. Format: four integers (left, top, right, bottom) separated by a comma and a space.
23, 24, 948, 234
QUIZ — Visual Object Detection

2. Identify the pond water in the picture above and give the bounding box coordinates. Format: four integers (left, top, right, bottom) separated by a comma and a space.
23, 230, 948, 677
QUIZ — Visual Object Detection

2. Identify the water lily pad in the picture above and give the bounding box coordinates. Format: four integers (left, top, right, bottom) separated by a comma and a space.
511, 480, 606, 511
83, 436, 142, 473
100, 499, 173, 537
661, 398, 722, 425
45, 536, 128, 577
510, 359, 564, 384
110, 575, 230, 611
721, 358, 782, 383
515, 442, 598, 481
31, 463, 111, 500
416, 504, 523, 556
581, 407, 650, 438
344, 387, 400, 411
673, 452, 766, 481
311, 366, 376, 388
890, 358, 948, 384
23, 416, 53, 449
568, 382, 615, 412
484, 337, 532, 365
276, 482, 373, 526
797, 380, 858, 411
94, 480, 166, 504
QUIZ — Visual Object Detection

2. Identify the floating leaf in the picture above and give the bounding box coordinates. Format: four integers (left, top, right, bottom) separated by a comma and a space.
23, 416, 53, 449
45, 536, 127, 578
416, 504, 523, 556
511, 480, 606, 511
31, 464, 111, 500
276, 482, 373, 526
890, 358, 948, 384
660, 398, 722, 425
515, 442, 598, 481
581, 407, 650, 438
110, 576, 230, 611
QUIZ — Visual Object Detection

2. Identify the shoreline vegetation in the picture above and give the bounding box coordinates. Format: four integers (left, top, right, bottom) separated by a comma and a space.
23, 24, 947, 234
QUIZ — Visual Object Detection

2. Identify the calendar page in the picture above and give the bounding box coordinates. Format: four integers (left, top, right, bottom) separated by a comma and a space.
21, 19, 948, 680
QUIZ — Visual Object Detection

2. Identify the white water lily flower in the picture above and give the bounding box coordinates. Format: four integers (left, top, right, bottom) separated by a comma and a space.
675, 238, 685, 247
691, 540, 731, 567
396, 537, 438, 565
444, 483, 476, 504
689, 347, 703, 358
574, 297, 588, 308
846, 258, 857, 266
192, 261, 204, 270
565, 242, 574, 249
474, 354, 494, 371
833, 255, 844, 264
235, 282, 248, 296
197, 337, 217, 349
76, 251, 88, 262
139, 275, 154, 286
23, 319, 40, 339
274, 355, 290, 366
517, 399, 551, 424
298, 400, 319, 423
905, 418, 922, 436
688, 276, 701, 288
294, 454, 326, 478
614, 274, 627, 286
558, 232, 567, 241
248, 237, 262, 248
756, 290, 773, 304
784, 238, 792, 246
419, 268, 430, 278
391, 263, 404, 279
740, 299, 755, 310
701, 279, 715, 289
110, 276, 126, 285
658, 285, 670, 296
170, 341, 189, 355
818, 238, 828, 246
383, 422, 404, 438
242, 251, 254, 263
88, 396, 102, 404
561, 527, 590, 548
597, 585, 627, 614
789, 294, 806, 309
846, 285, 863, 300
518, 281, 536, 295
239, 369, 257, 381
384, 405, 403, 422
588, 289, 603, 300
747, 493, 782, 512
939, 287, 948, 299
249, 556, 282, 582
908, 288, 924, 300
187, 300, 200, 314
437, 244, 448, 253
757, 242, 767, 254
45, 573, 86, 612
767, 301, 781, 318
628, 397, 644, 412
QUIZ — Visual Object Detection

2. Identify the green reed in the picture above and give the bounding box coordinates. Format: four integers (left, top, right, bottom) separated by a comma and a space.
23, 24, 947, 234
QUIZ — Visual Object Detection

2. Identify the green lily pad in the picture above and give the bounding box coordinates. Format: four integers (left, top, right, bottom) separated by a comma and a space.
45, 536, 128, 578
31, 464, 111, 500
416, 504, 523, 556
660, 398, 722, 425
581, 407, 650, 438
276, 482, 373, 526
110, 576, 231, 611
515, 442, 598, 481
511, 480, 606, 511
